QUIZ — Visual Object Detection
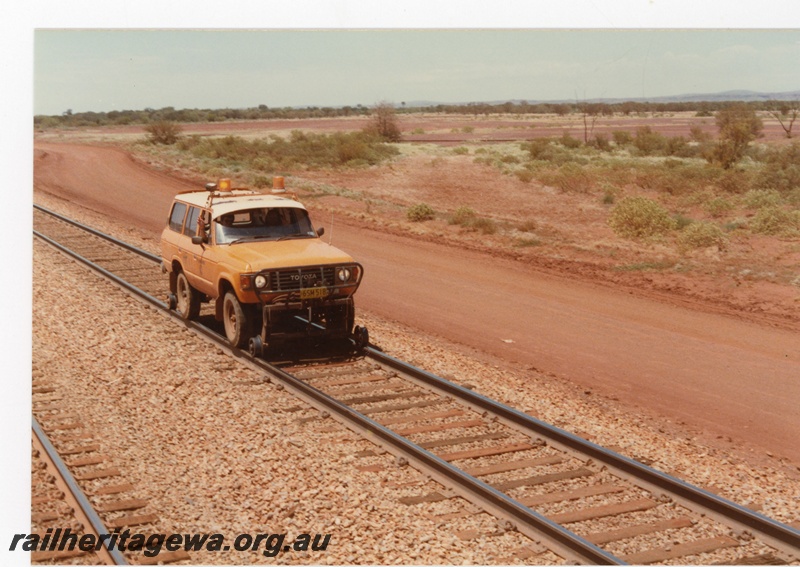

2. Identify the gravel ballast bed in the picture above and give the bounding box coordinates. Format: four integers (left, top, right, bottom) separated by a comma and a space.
33, 239, 545, 565
31, 192, 800, 563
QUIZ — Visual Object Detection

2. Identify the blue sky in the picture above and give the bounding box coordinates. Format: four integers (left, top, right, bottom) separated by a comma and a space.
34, 28, 800, 115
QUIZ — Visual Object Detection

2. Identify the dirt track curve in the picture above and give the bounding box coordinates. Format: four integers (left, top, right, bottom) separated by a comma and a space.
33, 142, 800, 466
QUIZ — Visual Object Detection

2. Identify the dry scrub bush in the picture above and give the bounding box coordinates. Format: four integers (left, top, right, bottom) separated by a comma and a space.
542, 163, 594, 193
522, 139, 578, 165
608, 196, 677, 239
144, 120, 183, 145
635, 163, 717, 196
470, 217, 498, 235
515, 169, 535, 183
406, 203, 436, 222
449, 206, 477, 226
704, 197, 735, 218
749, 207, 800, 237
677, 221, 727, 251
715, 169, 752, 194
448, 206, 498, 234
743, 189, 783, 210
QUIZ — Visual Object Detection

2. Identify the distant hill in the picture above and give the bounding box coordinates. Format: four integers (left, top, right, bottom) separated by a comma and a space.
404, 90, 800, 108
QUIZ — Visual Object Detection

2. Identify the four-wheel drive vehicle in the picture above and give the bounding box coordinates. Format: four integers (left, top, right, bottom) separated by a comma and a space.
160, 177, 366, 356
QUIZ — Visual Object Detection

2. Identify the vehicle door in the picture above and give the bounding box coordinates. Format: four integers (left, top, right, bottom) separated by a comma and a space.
181, 205, 214, 294
162, 201, 188, 266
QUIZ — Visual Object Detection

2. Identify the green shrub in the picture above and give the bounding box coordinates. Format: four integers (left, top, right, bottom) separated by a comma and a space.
749, 207, 800, 236
179, 130, 398, 171
677, 221, 727, 250
608, 196, 677, 239
452, 146, 469, 155
406, 203, 436, 222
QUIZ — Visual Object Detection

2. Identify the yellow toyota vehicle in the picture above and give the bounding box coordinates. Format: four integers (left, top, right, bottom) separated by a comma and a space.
160, 177, 366, 356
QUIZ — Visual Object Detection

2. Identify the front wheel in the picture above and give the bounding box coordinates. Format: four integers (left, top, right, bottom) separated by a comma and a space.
222, 292, 251, 348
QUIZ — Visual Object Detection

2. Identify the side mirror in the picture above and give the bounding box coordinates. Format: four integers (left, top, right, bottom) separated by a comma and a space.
191, 235, 207, 245
317, 227, 325, 237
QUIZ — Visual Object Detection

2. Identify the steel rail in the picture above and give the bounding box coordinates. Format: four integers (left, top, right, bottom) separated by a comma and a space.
366, 347, 800, 557
32, 417, 129, 565
33, 204, 161, 263
249, 360, 624, 564
34, 229, 167, 308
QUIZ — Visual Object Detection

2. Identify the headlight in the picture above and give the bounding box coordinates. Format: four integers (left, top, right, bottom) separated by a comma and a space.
336, 267, 351, 282
254, 274, 268, 289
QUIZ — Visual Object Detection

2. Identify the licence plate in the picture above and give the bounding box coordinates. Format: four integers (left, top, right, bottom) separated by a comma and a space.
300, 287, 329, 299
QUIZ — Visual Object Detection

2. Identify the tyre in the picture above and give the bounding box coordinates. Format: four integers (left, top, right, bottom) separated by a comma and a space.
248, 335, 264, 358
176, 272, 201, 320
222, 291, 251, 348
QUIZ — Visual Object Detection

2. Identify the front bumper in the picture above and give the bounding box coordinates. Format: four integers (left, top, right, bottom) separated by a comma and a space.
259, 297, 355, 341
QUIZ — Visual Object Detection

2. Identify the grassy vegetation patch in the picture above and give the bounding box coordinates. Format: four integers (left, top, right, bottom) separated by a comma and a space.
608, 196, 678, 239
176, 130, 399, 172
749, 207, 800, 237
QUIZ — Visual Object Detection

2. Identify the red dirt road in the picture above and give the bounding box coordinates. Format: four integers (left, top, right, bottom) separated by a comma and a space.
34, 142, 800, 466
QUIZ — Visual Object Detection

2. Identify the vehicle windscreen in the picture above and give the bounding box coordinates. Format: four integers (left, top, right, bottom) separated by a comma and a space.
214, 207, 316, 244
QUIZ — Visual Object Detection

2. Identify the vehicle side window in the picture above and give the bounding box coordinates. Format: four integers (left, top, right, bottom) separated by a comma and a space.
169, 202, 188, 232
184, 206, 200, 236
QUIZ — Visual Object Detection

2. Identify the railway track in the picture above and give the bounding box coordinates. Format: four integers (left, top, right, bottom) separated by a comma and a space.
32, 204, 800, 565
31, 416, 125, 565
31, 373, 192, 565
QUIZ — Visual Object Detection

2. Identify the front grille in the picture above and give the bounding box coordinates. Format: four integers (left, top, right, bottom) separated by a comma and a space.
272, 266, 336, 291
